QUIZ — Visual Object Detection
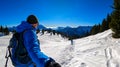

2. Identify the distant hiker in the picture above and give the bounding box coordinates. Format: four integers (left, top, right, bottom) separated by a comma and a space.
71, 39, 74, 45
5, 15, 61, 67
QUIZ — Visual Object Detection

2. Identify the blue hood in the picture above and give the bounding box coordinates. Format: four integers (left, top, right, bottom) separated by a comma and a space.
16, 21, 36, 33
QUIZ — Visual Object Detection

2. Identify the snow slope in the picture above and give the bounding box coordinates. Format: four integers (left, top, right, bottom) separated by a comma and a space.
0, 29, 120, 67
61, 29, 120, 67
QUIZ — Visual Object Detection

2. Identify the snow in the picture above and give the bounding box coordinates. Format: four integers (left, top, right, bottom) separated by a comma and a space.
0, 29, 120, 67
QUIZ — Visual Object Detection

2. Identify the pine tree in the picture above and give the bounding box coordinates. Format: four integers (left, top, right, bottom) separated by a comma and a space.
0, 26, 3, 32
4, 26, 9, 35
52, 30, 56, 35
41, 29, 45, 35
90, 25, 100, 35
0, 26, 1, 32
90, 25, 96, 35
106, 14, 111, 29
98, 24, 101, 32
109, 0, 120, 38
100, 19, 108, 32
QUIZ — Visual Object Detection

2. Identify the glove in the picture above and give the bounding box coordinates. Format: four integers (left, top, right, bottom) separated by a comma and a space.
45, 58, 61, 67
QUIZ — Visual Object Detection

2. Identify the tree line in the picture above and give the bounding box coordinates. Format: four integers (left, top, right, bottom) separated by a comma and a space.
90, 0, 120, 38
40, 28, 90, 40
0, 25, 9, 35
90, 14, 111, 35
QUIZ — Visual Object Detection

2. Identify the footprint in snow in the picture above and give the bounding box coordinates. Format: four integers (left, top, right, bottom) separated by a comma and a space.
80, 62, 87, 67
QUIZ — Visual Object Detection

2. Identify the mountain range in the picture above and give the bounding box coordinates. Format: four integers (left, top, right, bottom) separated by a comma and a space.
8, 25, 92, 38
54, 26, 92, 37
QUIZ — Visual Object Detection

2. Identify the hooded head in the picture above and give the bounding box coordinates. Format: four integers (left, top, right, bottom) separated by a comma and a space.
27, 15, 39, 28
16, 15, 39, 33
27, 15, 39, 24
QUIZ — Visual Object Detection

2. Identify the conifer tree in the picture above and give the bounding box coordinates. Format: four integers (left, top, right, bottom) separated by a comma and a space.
100, 19, 107, 32
90, 25, 100, 35
4, 26, 9, 35
0, 26, 3, 32
41, 29, 45, 35
109, 0, 120, 38
106, 14, 111, 29
0, 26, 1, 32
52, 30, 56, 35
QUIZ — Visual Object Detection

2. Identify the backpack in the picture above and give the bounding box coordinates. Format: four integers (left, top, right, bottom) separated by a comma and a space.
5, 31, 32, 67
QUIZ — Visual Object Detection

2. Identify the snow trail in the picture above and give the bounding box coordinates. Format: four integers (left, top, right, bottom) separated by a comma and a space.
59, 44, 75, 67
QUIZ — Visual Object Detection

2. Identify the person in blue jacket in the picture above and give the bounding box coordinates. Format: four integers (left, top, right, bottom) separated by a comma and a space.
15, 15, 61, 67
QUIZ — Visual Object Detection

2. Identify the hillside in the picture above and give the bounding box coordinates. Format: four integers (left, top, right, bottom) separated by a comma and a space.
0, 29, 120, 67
61, 29, 120, 67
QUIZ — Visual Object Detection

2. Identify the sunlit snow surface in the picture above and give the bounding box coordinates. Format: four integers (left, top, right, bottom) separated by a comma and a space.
0, 29, 120, 67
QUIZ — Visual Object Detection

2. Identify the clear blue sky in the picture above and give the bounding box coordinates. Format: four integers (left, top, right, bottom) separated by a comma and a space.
0, 0, 113, 27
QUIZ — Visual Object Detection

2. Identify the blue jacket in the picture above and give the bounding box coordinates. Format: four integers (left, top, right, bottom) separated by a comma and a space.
15, 21, 49, 67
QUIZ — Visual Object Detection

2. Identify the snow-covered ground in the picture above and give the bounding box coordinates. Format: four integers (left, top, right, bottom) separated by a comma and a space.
0, 29, 120, 67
